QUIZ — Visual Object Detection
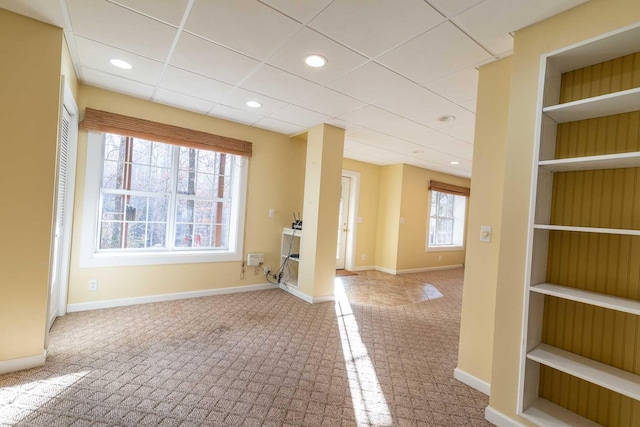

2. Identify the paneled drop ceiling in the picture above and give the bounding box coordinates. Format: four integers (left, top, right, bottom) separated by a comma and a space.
0, 0, 589, 177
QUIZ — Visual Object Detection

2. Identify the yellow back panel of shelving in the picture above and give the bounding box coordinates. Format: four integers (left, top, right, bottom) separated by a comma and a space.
540, 52, 640, 426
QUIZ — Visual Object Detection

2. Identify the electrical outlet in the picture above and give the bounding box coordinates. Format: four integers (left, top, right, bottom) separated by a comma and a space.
88, 279, 97, 291
264, 266, 271, 275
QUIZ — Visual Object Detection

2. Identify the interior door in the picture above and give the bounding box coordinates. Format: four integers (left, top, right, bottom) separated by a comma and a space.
336, 176, 351, 269
48, 106, 71, 330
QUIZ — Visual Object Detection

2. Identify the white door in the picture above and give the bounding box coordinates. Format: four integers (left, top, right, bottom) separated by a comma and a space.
336, 176, 351, 269
48, 106, 71, 330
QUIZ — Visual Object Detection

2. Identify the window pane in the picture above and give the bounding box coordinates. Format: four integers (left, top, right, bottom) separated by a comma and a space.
104, 134, 126, 161
149, 197, 168, 222
195, 173, 215, 197
99, 222, 123, 249
175, 223, 194, 247
148, 223, 166, 248
101, 193, 125, 220
132, 139, 152, 164
129, 164, 150, 191
194, 225, 211, 247
176, 199, 195, 223
151, 142, 172, 168
428, 190, 466, 248
194, 200, 212, 223
126, 223, 146, 249
102, 160, 124, 189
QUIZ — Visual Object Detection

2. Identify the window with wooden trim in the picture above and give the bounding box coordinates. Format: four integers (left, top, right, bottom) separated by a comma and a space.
427, 190, 467, 250
80, 131, 247, 267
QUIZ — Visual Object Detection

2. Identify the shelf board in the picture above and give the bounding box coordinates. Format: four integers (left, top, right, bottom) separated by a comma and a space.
531, 283, 640, 315
527, 344, 640, 401
281, 255, 300, 262
522, 397, 600, 427
539, 152, 640, 172
282, 228, 302, 237
543, 87, 640, 123
534, 224, 640, 236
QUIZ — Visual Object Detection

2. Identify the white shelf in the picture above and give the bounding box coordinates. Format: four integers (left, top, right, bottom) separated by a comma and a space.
534, 224, 640, 236
527, 343, 640, 401
539, 152, 640, 172
543, 87, 640, 123
282, 228, 302, 237
531, 283, 640, 316
522, 398, 600, 427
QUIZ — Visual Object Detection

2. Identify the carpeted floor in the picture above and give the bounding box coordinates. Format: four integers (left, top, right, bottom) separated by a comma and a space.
0, 268, 491, 426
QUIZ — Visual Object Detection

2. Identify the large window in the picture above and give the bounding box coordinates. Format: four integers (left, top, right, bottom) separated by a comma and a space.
81, 132, 247, 267
427, 190, 466, 249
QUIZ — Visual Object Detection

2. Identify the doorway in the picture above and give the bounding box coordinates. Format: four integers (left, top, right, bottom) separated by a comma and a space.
48, 81, 78, 331
336, 170, 360, 271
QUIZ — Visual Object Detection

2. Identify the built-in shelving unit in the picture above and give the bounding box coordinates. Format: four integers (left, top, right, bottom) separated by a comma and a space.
280, 228, 301, 288
519, 22, 640, 426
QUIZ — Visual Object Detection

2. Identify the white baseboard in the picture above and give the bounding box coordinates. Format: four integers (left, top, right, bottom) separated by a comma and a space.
485, 406, 527, 427
313, 295, 335, 303
353, 265, 375, 272
374, 265, 397, 275
278, 283, 313, 303
0, 350, 47, 375
67, 283, 278, 312
397, 264, 464, 274
454, 367, 491, 395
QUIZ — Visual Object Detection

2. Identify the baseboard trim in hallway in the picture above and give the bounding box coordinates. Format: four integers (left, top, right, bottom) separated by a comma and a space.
454, 367, 491, 395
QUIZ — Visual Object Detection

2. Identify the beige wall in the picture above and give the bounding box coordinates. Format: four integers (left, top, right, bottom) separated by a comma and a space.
396, 164, 469, 271
342, 158, 380, 269
0, 10, 63, 361
488, 0, 640, 423
68, 85, 306, 304
375, 164, 403, 270
61, 36, 78, 100
457, 57, 512, 386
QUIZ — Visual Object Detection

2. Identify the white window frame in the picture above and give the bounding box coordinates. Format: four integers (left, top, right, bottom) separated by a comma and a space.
426, 190, 467, 252
80, 131, 248, 267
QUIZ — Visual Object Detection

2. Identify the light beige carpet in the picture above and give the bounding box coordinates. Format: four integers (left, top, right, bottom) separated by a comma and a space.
0, 268, 490, 426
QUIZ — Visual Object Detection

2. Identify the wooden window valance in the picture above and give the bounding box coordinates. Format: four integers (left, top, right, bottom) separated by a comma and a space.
80, 108, 252, 157
428, 180, 470, 197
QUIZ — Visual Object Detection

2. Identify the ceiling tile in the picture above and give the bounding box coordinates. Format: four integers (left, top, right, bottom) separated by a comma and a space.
171, 33, 260, 85
409, 104, 476, 129
426, 0, 484, 17
378, 21, 491, 84
421, 137, 474, 160
109, 0, 190, 26
425, 67, 479, 103
253, 117, 307, 135
328, 62, 420, 104
324, 119, 364, 134
267, 28, 368, 85
338, 105, 402, 129
220, 87, 288, 116
343, 151, 390, 166
185, 0, 301, 61
240, 65, 321, 103
153, 88, 215, 114
0, 0, 67, 27
369, 118, 452, 147
159, 66, 234, 103
209, 105, 263, 125
82, 67, 154, 99
439, 122, 476, 143
259, 0, 333, 23
454, 0, 589, 54
309, 0, 444, 58
372, 85, 453, 119
460, 98, 477, 113
270, 105, 331, 128
75, 37, 164, 85
67, 0, 176, 61
294, 88, 365, 117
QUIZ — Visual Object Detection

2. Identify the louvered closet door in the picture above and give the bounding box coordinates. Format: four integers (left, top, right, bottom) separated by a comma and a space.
49, 106, 71, 330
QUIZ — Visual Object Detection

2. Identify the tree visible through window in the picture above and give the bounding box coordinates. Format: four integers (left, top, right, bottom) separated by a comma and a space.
428, 190, 466, 248
99, 133, 232, 251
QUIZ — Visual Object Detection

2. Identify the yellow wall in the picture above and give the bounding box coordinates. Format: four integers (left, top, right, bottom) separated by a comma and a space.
68, 85, 306, 304
488, 0, 640, 423
375, 164, 403, 270
342, 158, 380, 268
61, 36, 78, 100
0, 10, 63, 361
396, 164, 469, 271
457, 57, 512, 386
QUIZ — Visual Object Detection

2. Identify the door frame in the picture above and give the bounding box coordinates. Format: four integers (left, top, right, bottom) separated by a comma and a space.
341, 169, 360, 272
47, 78, 78, 332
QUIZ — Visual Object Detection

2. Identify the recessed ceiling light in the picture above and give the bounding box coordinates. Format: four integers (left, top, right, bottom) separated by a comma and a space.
110, 58, 132, 70
412, 150, 424, 154
450, 161, 460, 165
437, 115, 456, 122
246, 100, 262, 108
304, 54, 327, 68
